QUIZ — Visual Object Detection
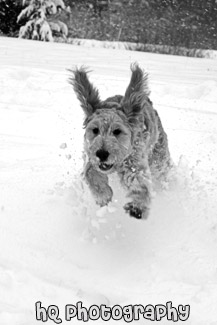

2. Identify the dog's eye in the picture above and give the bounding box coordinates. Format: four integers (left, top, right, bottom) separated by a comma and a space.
92, 127, 99, 135
113, 129, 122, 136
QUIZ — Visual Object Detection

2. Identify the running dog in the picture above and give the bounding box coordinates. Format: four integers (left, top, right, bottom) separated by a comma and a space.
70, 63, 171, 219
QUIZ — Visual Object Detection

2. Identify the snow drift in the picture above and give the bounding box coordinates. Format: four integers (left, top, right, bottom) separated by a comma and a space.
0, 37, 217, 325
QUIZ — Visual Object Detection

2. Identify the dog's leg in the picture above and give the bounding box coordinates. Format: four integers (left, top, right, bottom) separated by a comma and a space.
84, 162, 113, 207
119, 164, 152, 219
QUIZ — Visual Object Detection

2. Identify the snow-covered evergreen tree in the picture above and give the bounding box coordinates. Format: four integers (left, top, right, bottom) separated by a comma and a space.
17, 0, 69, 41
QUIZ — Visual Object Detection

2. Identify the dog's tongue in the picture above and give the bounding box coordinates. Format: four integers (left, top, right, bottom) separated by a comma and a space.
99, 163, 113, 171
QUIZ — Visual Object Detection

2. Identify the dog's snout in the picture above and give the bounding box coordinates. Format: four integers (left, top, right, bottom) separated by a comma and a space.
96, 149, 109, 162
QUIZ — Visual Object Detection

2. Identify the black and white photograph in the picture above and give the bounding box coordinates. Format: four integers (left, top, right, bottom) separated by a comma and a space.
0, 0, 217, 324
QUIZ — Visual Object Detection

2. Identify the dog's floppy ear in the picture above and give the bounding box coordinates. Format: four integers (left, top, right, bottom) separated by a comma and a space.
69, 67, 101, 117
122, 63, 150, 124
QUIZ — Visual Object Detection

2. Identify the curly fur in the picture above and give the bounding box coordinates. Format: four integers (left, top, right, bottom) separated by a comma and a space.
69, 63, 171, 219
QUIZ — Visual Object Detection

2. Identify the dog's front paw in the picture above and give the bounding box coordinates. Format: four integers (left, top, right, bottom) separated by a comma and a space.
124, 202, 149, 219
95, 187, 113, 207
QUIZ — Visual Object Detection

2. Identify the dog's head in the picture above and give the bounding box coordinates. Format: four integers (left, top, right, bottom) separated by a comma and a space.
70, 63, 150, 174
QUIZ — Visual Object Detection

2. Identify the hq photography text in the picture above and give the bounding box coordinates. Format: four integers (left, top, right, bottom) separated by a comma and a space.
35, 301, 190, 323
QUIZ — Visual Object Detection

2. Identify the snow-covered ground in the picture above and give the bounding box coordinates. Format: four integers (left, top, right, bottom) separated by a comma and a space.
0, 36, 217, 325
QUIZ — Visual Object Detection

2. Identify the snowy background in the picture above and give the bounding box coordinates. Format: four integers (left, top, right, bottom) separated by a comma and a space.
0, 36, 217, 324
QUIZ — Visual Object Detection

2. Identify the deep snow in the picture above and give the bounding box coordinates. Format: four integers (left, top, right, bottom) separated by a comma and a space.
0, 37, 217, 325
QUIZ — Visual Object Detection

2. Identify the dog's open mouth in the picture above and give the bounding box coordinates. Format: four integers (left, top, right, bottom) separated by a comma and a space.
99, 163, 114, 171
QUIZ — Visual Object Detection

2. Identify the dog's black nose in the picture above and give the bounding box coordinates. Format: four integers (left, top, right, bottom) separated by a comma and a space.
96, 149, 109, 162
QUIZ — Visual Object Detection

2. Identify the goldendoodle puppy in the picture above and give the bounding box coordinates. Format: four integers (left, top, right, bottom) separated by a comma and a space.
70, 63, 171, 219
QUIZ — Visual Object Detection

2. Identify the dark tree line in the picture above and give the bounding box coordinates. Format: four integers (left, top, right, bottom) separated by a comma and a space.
1, 0, 217, 49
0, 0, 22, 35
